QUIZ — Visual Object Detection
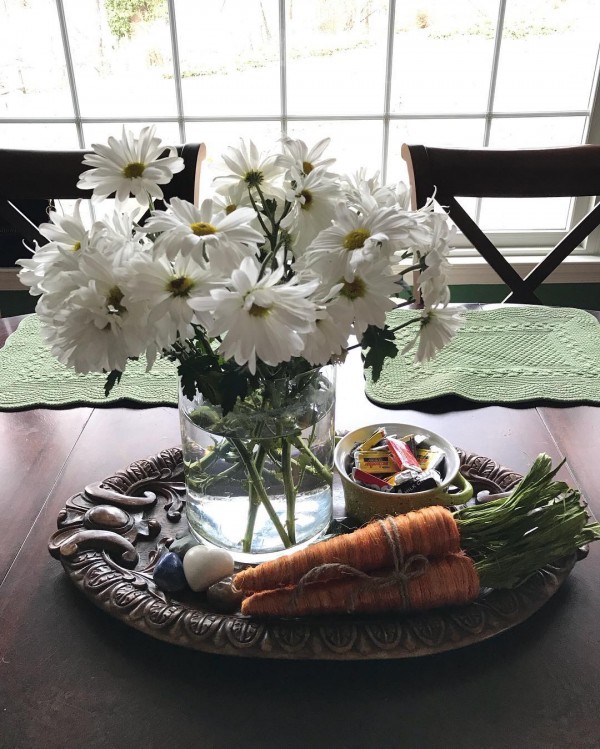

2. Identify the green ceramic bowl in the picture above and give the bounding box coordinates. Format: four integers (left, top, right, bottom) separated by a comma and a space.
334, 422, 473, 523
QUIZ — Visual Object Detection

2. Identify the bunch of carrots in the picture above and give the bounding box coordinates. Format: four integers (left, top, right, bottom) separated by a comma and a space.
233, 455, 600, 617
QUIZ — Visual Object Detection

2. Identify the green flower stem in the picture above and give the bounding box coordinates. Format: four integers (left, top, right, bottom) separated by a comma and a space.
281, 438, 297, 545
388, 317, 422, 335
398, 262, 423, 275
295, 421, 317, 492
247, 188, 271, 238
291, 436, 333, 484
195, 459, 241, 493
265, 447, 282, 470
263, 448, 323, 482
242, 444, 267, 553
189, 437, 231, 473
230, 437, 292, 548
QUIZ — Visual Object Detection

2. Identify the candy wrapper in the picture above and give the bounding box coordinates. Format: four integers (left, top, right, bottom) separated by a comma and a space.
345, 427, 448, 495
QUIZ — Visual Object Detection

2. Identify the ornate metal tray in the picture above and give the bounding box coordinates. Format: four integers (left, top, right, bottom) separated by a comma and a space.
48, 448, 578, 660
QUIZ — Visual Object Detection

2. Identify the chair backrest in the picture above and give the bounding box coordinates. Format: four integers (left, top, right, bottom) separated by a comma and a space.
0, 142, 206, 289
401, 144, 600, 303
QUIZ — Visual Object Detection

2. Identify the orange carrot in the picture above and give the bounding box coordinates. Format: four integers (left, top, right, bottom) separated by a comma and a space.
233, 506, 460, 593
241, 553, 479, 617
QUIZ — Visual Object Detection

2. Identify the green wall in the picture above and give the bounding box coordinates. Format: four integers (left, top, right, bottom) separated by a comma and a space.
0, 291, 37, 318
449, 283, 599, 309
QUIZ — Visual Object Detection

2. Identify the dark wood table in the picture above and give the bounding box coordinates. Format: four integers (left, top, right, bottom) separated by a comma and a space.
1, 314, 599, 749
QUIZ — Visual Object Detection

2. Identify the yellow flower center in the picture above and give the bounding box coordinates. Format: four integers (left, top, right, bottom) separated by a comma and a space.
225, 204, 237, 215
122, 161, 146, 179
340, 277, 366, 301
106, 286, 126, 315
302, 160, 314, 175
248, 303, 271, 318
300, 190, 313, 210
244, 169, 264, 187
343, 228, 370, 251
190, 222, 217, 236
166, 275, 195, 297
72, 241, 81, 252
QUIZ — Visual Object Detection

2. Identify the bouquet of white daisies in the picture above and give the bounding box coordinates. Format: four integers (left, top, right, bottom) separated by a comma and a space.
17, 126, 464, 410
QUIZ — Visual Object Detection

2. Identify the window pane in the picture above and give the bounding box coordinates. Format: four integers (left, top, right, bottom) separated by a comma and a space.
480, 116, 587, 230
388, 117, 485, 215
488, 116, 587, 148
0, 0, 73, 118
185, 121, 283, 200
0, 123, 80, 149
83, 122, 182, 147
62, 0, 178, 118
480, 196, 572, 231
493, 0, 600, 112
286, 0, 389, 116
177, 0, 280, 117
391, 0, 498, 114
287, 120, 383, 177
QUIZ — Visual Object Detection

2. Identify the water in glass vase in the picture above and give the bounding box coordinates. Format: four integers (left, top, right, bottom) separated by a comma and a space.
179, 366, 335, 563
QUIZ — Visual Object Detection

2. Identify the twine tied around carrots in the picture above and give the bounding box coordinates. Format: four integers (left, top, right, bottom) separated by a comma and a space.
234, 506, 473, 616
290, 518, 430, 613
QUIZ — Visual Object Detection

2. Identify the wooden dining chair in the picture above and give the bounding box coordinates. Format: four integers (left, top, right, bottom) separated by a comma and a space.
0, 142, 206, 291
401, 144, 600, 303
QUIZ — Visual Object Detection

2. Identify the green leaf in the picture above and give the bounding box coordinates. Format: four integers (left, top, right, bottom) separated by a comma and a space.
104, 369, 123, 396
360, 325, 399, 382
220, 369, 250, 414
177, 355, 219, 402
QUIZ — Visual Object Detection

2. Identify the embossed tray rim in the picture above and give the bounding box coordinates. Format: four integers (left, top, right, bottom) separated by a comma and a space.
48, 447, 577, 660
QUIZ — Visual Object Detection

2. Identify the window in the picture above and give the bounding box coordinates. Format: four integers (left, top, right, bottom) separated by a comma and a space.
1, 0, 599, 261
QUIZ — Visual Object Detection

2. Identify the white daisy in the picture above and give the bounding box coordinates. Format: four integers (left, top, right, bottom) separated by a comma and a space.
205, 239, 261, 279
18, 202, 91, 295
213, 139, 285, 201
281, 167, 340, 255
417, 213, 454, 307
18, 241, 77, 296
277, 137, 336, 177
304, 202, 418, 282
127, 253, 215, 349
333, 258, 400, 336
37, 253, 150, 374
38, 200, 89, 252
212, 181, 253, 214
300, 297, 353, 366
145, 197, 263, 261
190, 256, 318, 374
402, 306, 466, 363
94, 208, 150, 265
77, 126, 184, 207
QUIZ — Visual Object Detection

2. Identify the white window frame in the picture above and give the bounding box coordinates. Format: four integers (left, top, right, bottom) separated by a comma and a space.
2, 0, 600, 284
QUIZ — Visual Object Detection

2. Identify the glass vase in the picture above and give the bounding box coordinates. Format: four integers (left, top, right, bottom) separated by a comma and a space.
179, 366, 335, 563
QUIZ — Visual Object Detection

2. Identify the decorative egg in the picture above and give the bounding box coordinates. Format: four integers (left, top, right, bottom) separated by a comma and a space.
182, 545, 235, 592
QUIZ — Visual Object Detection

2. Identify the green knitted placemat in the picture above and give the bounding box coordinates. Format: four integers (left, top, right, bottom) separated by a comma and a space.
0, 315, 178, 410
365, 306, 600, 406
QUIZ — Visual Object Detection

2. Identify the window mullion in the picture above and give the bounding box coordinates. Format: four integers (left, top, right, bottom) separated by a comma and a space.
482, 0, 507, 147
54, 0, 84, 148
477, 0, 507, 225
279, 0, 288, 137
166, 0, 186, 143
381, 0, 396, 184
571, 42, 600, 251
